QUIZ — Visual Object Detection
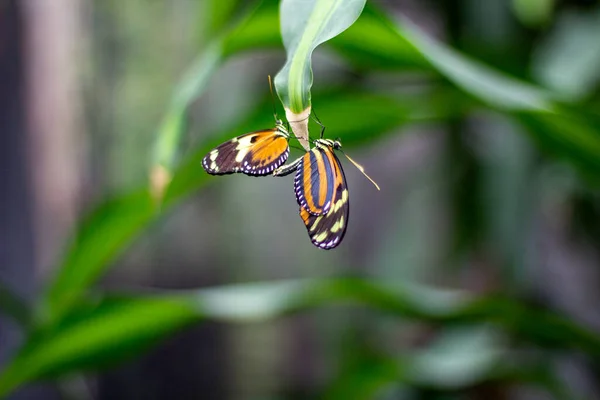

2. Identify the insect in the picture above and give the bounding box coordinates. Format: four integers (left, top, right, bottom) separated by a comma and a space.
201, 119, 291, 176
275, 135, 379, 250
202, 77, 294, 176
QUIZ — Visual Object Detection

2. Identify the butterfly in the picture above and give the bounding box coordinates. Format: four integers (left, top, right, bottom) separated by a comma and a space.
202, 119, 291, 176
275, 137, 379, 249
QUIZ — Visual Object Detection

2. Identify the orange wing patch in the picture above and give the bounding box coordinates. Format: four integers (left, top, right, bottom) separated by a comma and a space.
294, 148, 335, 215
247, 134, 289, 172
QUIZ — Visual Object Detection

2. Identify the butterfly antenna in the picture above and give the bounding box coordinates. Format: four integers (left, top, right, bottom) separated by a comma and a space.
341, 150, 381, 191
268, 75, 279, 122
311, 108, 326, 138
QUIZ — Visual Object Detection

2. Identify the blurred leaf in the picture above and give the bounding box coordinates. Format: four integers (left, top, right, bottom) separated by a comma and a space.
274, 0, 366, 113
152, 0, 275, 196
222, 1, 281, 55
151, 42, 223, 193
0, 296, 198, 397
0, 282, 30, 327
532, 8, 600, 100
7, 278, 600, 397
363, 6, 600, 178
312, 87, 473, 147
334, 3, 600, 180
511, 0, 556, 27
325, 344, 403, 400
397, 18, 553, 112
204, 0, 256, 36
517, 110, 600, 180
44, 190, 156, 322
189, 278, 600, 359
408, 326, 503, 389
331, 6, 429, 71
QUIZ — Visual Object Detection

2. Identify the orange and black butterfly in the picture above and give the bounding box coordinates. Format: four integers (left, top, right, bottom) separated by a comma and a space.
275, 137, 379, 249
202, 119, 291, 176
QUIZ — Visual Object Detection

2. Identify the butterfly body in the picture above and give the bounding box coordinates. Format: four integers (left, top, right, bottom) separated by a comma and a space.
202, 120, 290, 176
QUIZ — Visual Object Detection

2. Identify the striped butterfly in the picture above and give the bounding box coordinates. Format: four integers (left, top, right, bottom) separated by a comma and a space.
275, 136, 379, 250
202, 119, 291, 176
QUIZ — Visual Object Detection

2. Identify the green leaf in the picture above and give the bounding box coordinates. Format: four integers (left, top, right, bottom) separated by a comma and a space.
532, 7, 600, 100
5, 278, 600, 397
274, 0, 367, 113
517, 109, 600, 179
43, 190, 156, 322
151, 42, 223, 191
324, 345, 404, 400
330, 5, 429, 71
408, 326, 503, 389
204, 0, 252, 36
222, 1, 281, 55
356, 4, 600, 179
150, 0, 275, 198
0, 296, 198, 397
396, 18, 553, 112
511, 0, 556, 27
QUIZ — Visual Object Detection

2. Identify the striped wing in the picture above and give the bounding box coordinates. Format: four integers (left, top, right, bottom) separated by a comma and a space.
202, 129, 289, 176
294, 147, 340, 215
299, 152, 349, 249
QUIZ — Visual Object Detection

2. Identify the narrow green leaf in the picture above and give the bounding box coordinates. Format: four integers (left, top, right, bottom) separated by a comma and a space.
43, 190, 156, 322
396, 18, 553, 112
150, 40, 224, 199
532, 8, 600, 100
408, 326, 503, 389
0, 296, 198, 397
358, 4, 600, 179
274, 0, 366, 113
150, 0, 272, 199
5, 278, 600, 397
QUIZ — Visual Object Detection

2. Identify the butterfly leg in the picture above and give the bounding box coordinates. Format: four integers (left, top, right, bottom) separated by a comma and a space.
311, 109, 326, 139
273, 157, 302, 177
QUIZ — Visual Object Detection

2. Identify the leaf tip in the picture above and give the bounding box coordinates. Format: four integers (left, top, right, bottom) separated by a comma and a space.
150, 164, 172, 204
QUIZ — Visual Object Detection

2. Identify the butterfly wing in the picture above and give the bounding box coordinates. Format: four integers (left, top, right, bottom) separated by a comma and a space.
299, 148, 349, 249
202, 129, 289, 176
294, 147, 339, 215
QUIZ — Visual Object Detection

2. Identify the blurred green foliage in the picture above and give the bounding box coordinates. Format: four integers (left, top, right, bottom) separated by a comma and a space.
2, 0, 600, 398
